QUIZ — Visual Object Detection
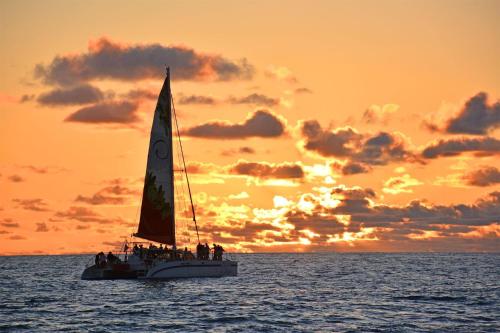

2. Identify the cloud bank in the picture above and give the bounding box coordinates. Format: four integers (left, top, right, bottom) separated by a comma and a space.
35, 37, 255, 86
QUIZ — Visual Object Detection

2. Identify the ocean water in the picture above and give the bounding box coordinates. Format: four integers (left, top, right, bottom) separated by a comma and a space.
0, 253, 498, 332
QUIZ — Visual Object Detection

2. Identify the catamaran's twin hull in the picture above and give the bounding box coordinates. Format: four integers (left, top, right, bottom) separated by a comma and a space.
81, 265, 144, 280
81, 260, 237, 280
144, 260, 237, 279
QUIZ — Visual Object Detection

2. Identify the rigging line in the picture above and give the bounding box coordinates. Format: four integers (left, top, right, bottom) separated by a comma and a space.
173, 119, 191, 247
171, 93, 201, 244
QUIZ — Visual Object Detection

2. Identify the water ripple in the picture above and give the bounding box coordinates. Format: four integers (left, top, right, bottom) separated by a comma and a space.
0, 253, 498, 332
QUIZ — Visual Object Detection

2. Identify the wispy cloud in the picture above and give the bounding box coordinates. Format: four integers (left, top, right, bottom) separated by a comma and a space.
65, 100, 140, 124
422, 137, 500, 159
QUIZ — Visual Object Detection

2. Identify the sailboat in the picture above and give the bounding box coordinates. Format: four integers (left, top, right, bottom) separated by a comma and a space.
81, 68, 237, 280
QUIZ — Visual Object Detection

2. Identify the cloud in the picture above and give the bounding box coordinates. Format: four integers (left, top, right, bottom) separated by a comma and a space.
227, 93, 279, 107
183, 110, 286, 139
445, 92, 500, 135
228, 160, 304, 179
122, 88, 157, 100
184, 161, 220, 175
8, 235, 26, 240
198, 220, 282, 243
76, 225, 90, 230
294, 87, 313, 94
329, 187, 500, 228
75, 183, 139, 205
1, 221, 20, 228
463, 166, 500, 187
382, 174, 423, 194
65, 100, 140, 124
35, 222, 49, 232
53, 206, 125, 224
221, 146, 256, 156
178, 94, 217, 105
20, 165, 67, 174
422, 137, 500, 159
362, 104, 399, 124
12, 198, 49, 212
167, 185, 499, 252
264, 65, 298, 84
300, 120, 418, 171
239, 146, 255, 154
34, 37, 255, 86
8, 175, 24, 182
37, 84, 105, 106
20, 94, 35, 103
341, 162, 371, 175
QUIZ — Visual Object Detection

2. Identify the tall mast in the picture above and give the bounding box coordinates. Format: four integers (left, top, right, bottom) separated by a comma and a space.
171, 80, 201, 244
166, 67, 176, 247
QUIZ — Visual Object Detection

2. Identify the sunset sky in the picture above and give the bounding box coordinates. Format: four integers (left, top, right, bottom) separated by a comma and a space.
1, 0, 499, 255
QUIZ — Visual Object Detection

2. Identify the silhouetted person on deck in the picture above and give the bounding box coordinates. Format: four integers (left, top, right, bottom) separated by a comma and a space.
204, 243, 210, 260
196, 243, 203, 259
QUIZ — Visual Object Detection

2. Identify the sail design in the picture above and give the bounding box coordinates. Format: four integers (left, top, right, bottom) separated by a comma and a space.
135, 70, 175, 245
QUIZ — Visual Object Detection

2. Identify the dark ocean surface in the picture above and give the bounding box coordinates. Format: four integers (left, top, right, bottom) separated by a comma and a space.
0, 253, 498, 332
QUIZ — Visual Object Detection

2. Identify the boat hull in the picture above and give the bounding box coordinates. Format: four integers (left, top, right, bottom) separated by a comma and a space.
144, 260, 237, 279
81, 264, 143, 280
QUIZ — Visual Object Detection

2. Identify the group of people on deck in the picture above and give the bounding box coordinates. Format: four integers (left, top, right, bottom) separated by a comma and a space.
95, 242, 225, 267
130, 243, 224, 261
94, 251, 120, 268
196, 243, 224, 261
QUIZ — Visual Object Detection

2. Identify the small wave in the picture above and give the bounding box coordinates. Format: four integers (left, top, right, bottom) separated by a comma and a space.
393, 295, 467, 302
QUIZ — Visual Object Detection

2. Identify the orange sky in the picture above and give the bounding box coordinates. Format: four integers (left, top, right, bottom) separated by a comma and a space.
1, 0, 499, 255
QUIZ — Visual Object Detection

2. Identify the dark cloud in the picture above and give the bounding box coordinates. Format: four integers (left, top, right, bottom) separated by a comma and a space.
221, 146, 256, 156
34, 37, 254, 86
65, 100, 140, 124
35, 222, 49, 232
183, 110, 286, 139
20, 94, 35, 103
228, 160, 304, 179
75, 184, 139, 205
341, 162, 371, 175
301, 121, 362, 157
239, 146, 256, 154
1, 221, 20, 228
445, 92, 500, 135
262, 185, 500, 252
294, 87, 313, 94
122, 88, 157, 100
422, 137, 500, 159
184, 161, 219, 174
228, 93, 279, 107
9, 235, 26, 240
8, 175, 24, 182
37, 84, 105, 106
76, 225, 90, 230
12, 198, 49, 212
53, 206, 125, 224
20, 165, 67, 174
329, 188, 500, 228
287, 211, 345, 238
463, 166, 500, 187
178, 94, 217, 105
300, 120, 418, 172
198, 221, 281, 242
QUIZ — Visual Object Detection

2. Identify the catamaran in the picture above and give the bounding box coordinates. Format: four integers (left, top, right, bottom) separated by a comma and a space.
81, 68, 237, 280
